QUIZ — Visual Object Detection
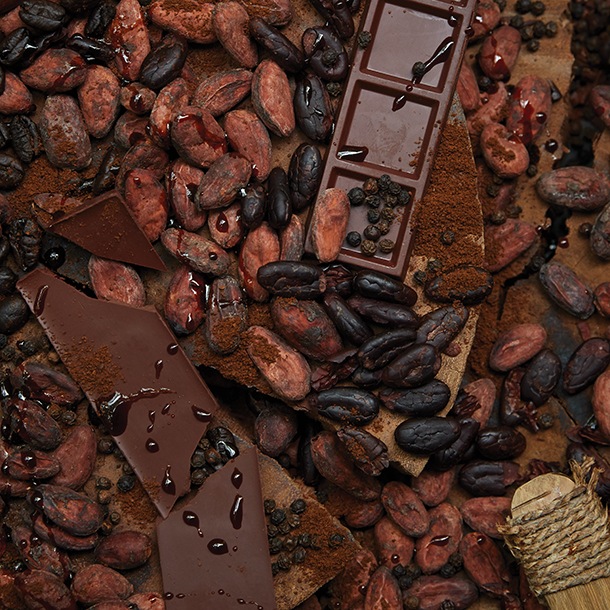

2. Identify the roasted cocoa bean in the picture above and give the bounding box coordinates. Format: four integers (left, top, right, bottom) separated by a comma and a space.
213, 1, 257, 68
307, 0, 354, 39
167, 159, 206, 231
249, 17, 304, 72
476, 426, 526, 460
501, 368, 539, 431
394, 418, 460, 455
310, 430, 381, 500
311, 387, 379, 426
411, 467, 455, 508
351, 366, 382, 389
415, 305, 469, 351
364, 566, 402, 610
10, 115, 41, 164
379, 381, 451, 416
288, 142, 323, 211
337, 427, 389, 476
323, 292, 373, 346
246, 325, 311, 401
271, 297, 342, 360
381, 481, 429, 538
536, 166, 610, 212
347, 295, 418, 328
563, 337, 610, 394
425, 265, 493, 305
128, 593, 166, 610
0, 293, 29, 334
254, 403, 297, 458
294, 73, 333, 142
595, 282, 610, 316
5, 449, 61, 480
382, 344, 438, 388
593, 370, 610, 440
280, 214, 305, 261
309, 188, 350, 263
161, 228, 231, 276
415, 503, 463, 574
485, 218, 539, 272
408, 575, 478, 610
460, 497, 511, 540
120, 83, 156, 116
241, 184, 266, 229
193, 69, 252, 117
0, 28, 32, 67
328, 549, 377, 610
50, 424, 96, 490
429, 417, 480, 471
507, 76, 551, 145
478, 25, 521, 80
0, 152, 24, 188
8, 218, 40, 271
489, 323, 547, 371
539, 262, 595, 319
374, 516, 414, 567
140, 33, 188, 90
164, 265, 205, 335
116, 142, 169, 193
71, 564, 133, 605
323, 263, 353, 298
456, 61, 480, 112
357, 328, 416, 370
32, 484, 104, 536
205, 275, 247, 355
520, 348, 561, 406
302, 25, 348, 81
208, 202, 244, 249
258, 261, 325, 299
298, 420, 319, 486
148, 78, 189, 149
0, 266, 16, 296
86, 0, 116, 38
251, 59, 294, 137
354, 270, 417, 305
458, 460, 520, 496
310, 349, 358, 391
239, 221, 280, 302
267, 166, 292, 229
345, 497, 384, 528
592, 201, 610, 261
95, 530, 153, 570
19, 0, 66, 32
33, 513, 97, 551
89, 256, 146, 307
196, 153, 251, 209
66, 34, 114, 63
7, 397, 61, 449
16, 570, 76, 610
481, 122, 529, 178
460, 532, 509, 598
108, 0, 149, 81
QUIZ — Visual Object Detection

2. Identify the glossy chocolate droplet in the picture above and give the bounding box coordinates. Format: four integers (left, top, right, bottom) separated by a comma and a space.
21, 450, 37, 468
230, 494, 243, 529
167, 343, 179, 355
34, 285, 48, 316
147, 410, 155, 433
183, 510, 204, 537
192, 405, 212, 422
231, 468, 243, 489
155, 359, 163, 379
162, 465, 176, 495
430, 535, 450, 546
146, 438, 159, 453
337, 146, 369, 162
208, 538, 229, 555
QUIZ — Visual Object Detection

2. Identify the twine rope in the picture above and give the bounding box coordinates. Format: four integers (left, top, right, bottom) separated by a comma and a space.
499, 458, 610, 597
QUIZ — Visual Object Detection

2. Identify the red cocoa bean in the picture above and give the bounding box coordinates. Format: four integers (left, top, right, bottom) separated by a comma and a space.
251, 59, 294, 137
113, 112, 148, 149
478, 25, 521, 80
415, 503, 463, 574
280, 214, 305, 261
591, 84, 610, 130
5, 449, 60, 480
108, 0, 150, 81
536, 167, 610, 212
124, 168, 168, 242
127, 593, 166, 610
20, 49, 87, 93
467, 81, 509, 141
115, 140, 169, 192
0, 72, 35, 114
208, 202, 245, 249
120, 82, 156, 115
78, 65, 120, 139
460, 532, 510, 597
539, 262, 595, 319
254, 403, 298, 457
6, 396, 61, 449
506, 76, 551, 145
344, 498, 385, 529
373, 515, 414, 568
456, 61, 480, 112
329, 549, 377, 610
592, 369, 610, 439
71, 564, 134, 605
381, 481, 430, 538
95, 530, 153, 570
460, 496, 511, 540
10, 361, 82, 407
88, 256, 146, 307
411, 467, 455, 507
470, 0, 500, 40
164, 264, 205, 336
213, 2, 257, 68
168, 159, 207, 232
238, 221, 280, 302
407, 576, 478, 610
364, 566, 401, 610
33, 513, 97, 551
196, 152, 252, 209
149, 0, 215, 43
485, 218, 538, 272
16, 570, 76, 610
309, 188, 350, 263
192, 69, 253, 117
489, 324, 547, 371
12, 525, 69, 579
148, 77, 190, 149
592, 202, 610, 261
241, 0, 292, 25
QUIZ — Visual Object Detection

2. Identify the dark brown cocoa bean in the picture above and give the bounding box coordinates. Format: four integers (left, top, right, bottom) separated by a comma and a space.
347, 295, 418, 328
67, 35, 114, 62
424, 265, 493, 305
16, 570, 76, 610
241, 184, 266, 229
254, 403, 298, 458
485, 218, 539, 272
411, 467, 455, 508
298, 420, 319, 486
323, 292, 373, 347
10, 115, 42, 164
249, 17, 304, 72
33, 513, 97, 551
294, 73, 333, 142
192, 69, 252, 117
429, 417, 480, 471
408, 575, 478, 610
379, 381, 451, 416
0, 294, 29, 334
358, 328, 416, 370
164, 265, 206, 335
415, 503, 463, 574
196, 152, 251, 209
258, 261, 325, 299
271, 297, 342, 360
49, 424, 96, 490
539, 262, 595, 319
351, 366, 382, 389
519, 348, 561, 406
19, 0, 66, 31
595, 282, 610, 315
322, 263, 353, 298
501, 368, 539, 431
311, 349, 358, 391
337, 427, 389, 476
95, 531, 153, 570
205, 275, 247, 355
10, 360, 83, 406
311, 387, 379, 426
536, 166, 610, 212
288, 142, 323, 211
267, 166, 292, 229
246, 326, 311, 401
307, 0, 354, 39
415, 306, 469, 353
563, 337, 610, 394
382, 344, 438, 388
364, 566, 402, 610
395, 418, 461, 455
280, 214, 305, 261
476, 426, 526, 460
460, 497, 511, 540
12, 525, 68, 579
310, 430, 381, 500
381, 481, 429, 538
591, 203, 610, 260
208, 202, 245, 249
0, 152, 24, 189
7, 397, 61, 449
140, 33, 188, 91
489, 323, 547, 372
302, 25, 348, 81
5, 449, 60, 480
458, 460, 520, 496
309, 188, 350, 263
373, 516, 414, 567
354, 270, 417, 305
8, 217, 40, 271
0, 472, 29, 497
71, 564, 133, 605
460, 532, 509, 598
161, 228, 231, 276
478, 25, 521, 80
32, 484, 104, 536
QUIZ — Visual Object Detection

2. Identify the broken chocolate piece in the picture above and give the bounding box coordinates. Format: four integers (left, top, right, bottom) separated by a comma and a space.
17, 267, 218, 518
156, 447, 276, 609
39, 190, 167, 271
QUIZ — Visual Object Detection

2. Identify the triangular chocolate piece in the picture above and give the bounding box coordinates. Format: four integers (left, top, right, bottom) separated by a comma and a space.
17, 268, 217, 518
45, 190, 167, 271
157, 447, 277, 610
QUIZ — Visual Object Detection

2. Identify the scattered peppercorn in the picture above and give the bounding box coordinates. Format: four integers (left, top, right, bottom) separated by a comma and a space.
364, 225, 381, 242
365, 194, 381, 208
122, 462, 134, 475
448, 552, 463, 569
16, 340, 37, 356
361, 240, 377, 256
96, 477, 112, 490
398, 189, 412, 205
363, 177, 378, 195
398, 575, 413, 590
267, 524, 278, 538
509, 14, 524, 28
97, 490, 112, 505
515, 0, 531, 13
346, 231, 361, 247
379, 239, 395, 253
117, 475, 136, 492
326, 81, 342, 97
538, 413, 554, 428
191, 469, 206, 485
380, 206, 395, 221
579, 222, 592, 237
269, 537, 283, 554
321, 49, 338, 67
283, 537, 297, 552
521, 24, 534, 40
441, 230, 455, 245
367, 209, 380, 224
412, 61, 426, 79
392, 564, 406, 578
109, 512, 121, 525
191, 451, 206, 469
348, 187, 366, 206
389, 181, 401, 195
298, 532, 311, 547
527, 163, 538, 177
413, 270, 427, 285
527, 39, 540, 51
383, 193, 398, 207
310, 534, 321, 550
278, 521, 291, 535
270, 508, 287, 526
486, 183, 500, 197
490, 210, 506, 225
357, 31, 372, 48
405, 564, 422, 580
440, 601, 456, 610
494, 0, 506, 9
328, 533, 344, 548
61, 410, 77, 426
264, 499, 276, 514
403, 595, 420, 610
271, 562, 279, 576
287, 513, 300, 528
545, 20, 558, 36
377, 219, 391, 234
427, 258, 442, 273
439, 562, 458, 578
506, 204, 522, 218
377, 174, 392, 191
290, 498, 306, 514
533, 20, 546, 37
292, 546, 307, 564
531, 0, 545, 14
277, 553, 292, 571
98, 438, 114, 454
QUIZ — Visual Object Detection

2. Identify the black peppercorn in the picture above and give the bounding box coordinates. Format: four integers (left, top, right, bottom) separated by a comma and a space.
117, 475, 136, 492
328, 533, 344, 548
277, 553, 292, 571
287, 513, 300, 528
439, 563, 458, 578
392, 564, 406, 578
440, 601, 456, 610
347, 231, 362, 248
427, 258, 442, 273
278, 521, 291, 535
290, 498, 306, 514
321, 49, 338, 66
579, 222, 592, 237
494, 0, 506, 9
412, 61, 426, 79
283, 537, 297, 552
413, 270, 427, 285
17, 340, 37, 356
527, 39, 540, 52
267, 524, 279, 538
377, 174, 392, 191
403, 595, 420, 610
506, 204, 522, 218
531, 0, 545, 14
264, 499, 276, 514
441, 230, 454, 245
398, 575, 413, 590
448, 552, 463, 569
367, 209, 380, 224
326, 82, 342, 97
383, 193, 398, 207
509, 14, 524, 28
191, 469, 206, 485
96, 477, 112, 490
520, 24, 534, 40
270, 508, 286, 525
292, 546, 307, 564
271, 562, 279, 576
298, 532, 312, 547
545, 21, 558, 37
61, 410, 77, 426
379, 239, 395, 253
377, 219, 391, 235
405, 564, 422, 580
533, 20, 546, 37
489, 210, 506, 225
269, 537, 283, 554
389, 182, 401, 195
362, 177, 378, 195
365, 194, 381, 208
363, 225, 381, 242
398, 189, 411, 205
538, 413, 554, 428
98, 438, 114, 454
486, 183, 500, 197
310, 534, 321, 550
380, 206, 395, 221
527, 163, 538, 177
515, 0, 531, 13
348, 187, 366, 206
357, 31, 372, 48
361, 240, 377, 256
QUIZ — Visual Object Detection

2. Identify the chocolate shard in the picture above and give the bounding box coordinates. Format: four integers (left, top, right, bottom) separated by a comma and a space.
17, 267, 218, 518
156, 447, 277, 610
42, 190, 167, 271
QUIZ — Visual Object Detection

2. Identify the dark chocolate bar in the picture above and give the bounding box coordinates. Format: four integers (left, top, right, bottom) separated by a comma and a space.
39, 190, 167, 272
157, 447, 277, 610
17, 268, 218, 518
306, 0, 476, 277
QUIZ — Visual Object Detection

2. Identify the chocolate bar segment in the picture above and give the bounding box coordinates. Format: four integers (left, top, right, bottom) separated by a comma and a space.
17, 268, 218, 518
156, 447, 277, 610
306, 0, 476, 277
41, 190, 167, 271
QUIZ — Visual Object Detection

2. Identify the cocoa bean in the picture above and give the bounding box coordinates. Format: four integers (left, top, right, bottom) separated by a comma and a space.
6, 397, 61, 449
379, 381, 451, 416
323, 293, 373, 347
411, 467, 455, 507
267, 166, 292, 230
113, 112, 148, 149
12, 525, 68, 579
108, 0, 149, 81
241, 184, 266, 229
374, 515, 414, 567
460, 497, 511, 540
469, 0, 500, 40
485, 218, 538, 272
288, 142, 323, 211
347, 295, 418, 328
254, 403, 298, 457
591, 202, 610, 260
120, 82, 155, 115
344, 498, 384, 530
16, 570, 76, 610
539, 262, 595, 319
563, 338, 610, 394
337, 427, 389, 476
489, 323, 547, 371
95, 530, 153, 570
88, 256, 146, 307
382, 344, 438, 388
593, 369, 610, 440
172, 107, 227, 169
124, 168, 168, 242
238, 221, 280, 302
595, 282, 610, 316
271, 297, 343, 360
328, 549, 377, 610
5, 449, 61, 480
501, 368, 539, 431
454, 378, 495, 427
364, 566, 401, 610
249, 17, 304, 72
115, 140, 169, 191
458, 460, 520, 496
429, 417, 480, 471
478, 25, 521, 80
456, 60, 480, 112
301, 25, 347, 81
536, 166, 610, 211
407, 576, 478, 610
20, 48, 87, 93
213, 2, 257, 68
324, 263, 354, 298
148, 77, 190, 149
307, 0, 353, 39
168, 159, 207, 231
164, 265, 206, 335
205, 275, 247, 355
192, 69, 252, 117
294, 73, 333, 142
149, 0, 215, 43
309, 188, 350, 263
476, 426, 526, 460
280, 214, 305, 261
354, 270, 417, 305
424, 265, 493, 305
246, 325, 311, 401
381, 481, 430, 538
520, 348, 561, 406
251, 59, 294, 137
460, 532, 509, 598
415, 503, 463, 574
196, 152, 251, 209
591, 85, 610, 130
127, 593, 165, 610
140, 33, 188, 91
33, 513, 97, 551
208, 202, 245, 249
258, 261, 326, 299
311, 387, 379, 426
480, 122, 529, 179
310, 430, 381, 501
78, 65, 120, 139
506, 76, 551, 145
0, 72, 35, 115
415, 305, 469, 351
71, 564, 133, 605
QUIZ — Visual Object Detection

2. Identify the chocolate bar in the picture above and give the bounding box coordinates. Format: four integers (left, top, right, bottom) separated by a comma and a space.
305, 0, 476, 277
17, 268, 218, 518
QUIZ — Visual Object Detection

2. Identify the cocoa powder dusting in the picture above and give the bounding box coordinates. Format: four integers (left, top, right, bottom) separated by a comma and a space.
488, 135, 516, 162
413, 123, 483, 269
245, 333, 282, 366
118, 479, 160, 522
211, 318, 242, 354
